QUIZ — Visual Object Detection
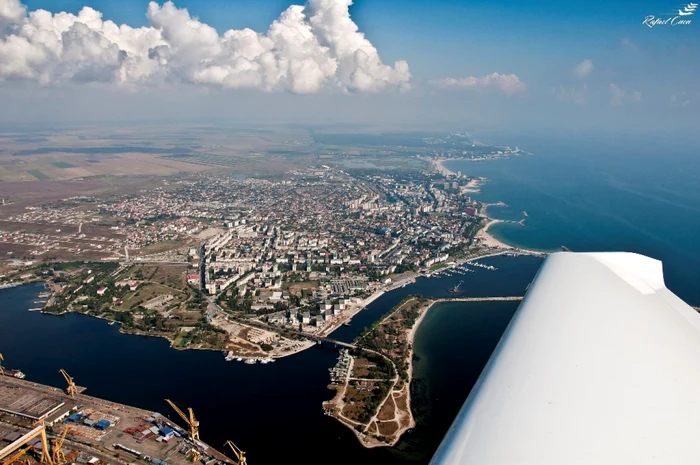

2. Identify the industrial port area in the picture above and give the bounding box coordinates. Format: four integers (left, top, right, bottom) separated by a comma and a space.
0, 369, 241, 465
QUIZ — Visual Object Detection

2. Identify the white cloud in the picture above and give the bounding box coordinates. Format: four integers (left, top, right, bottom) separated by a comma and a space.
609, 83, 642, 106
0, 0, 411, 93
552, 84, 589, 106
621, 37, 637, 51
431, 72, 526, 95
573, 59, 594, 79
609, 83, 625, 106
670, 93, 691, 107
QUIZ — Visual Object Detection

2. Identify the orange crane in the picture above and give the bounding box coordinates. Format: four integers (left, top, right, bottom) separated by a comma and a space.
187, 449, 201, 463
0, 423, 53, 465
58, 370, 77, 397
0, 445, 31, 465
224, 441, 246, 465
50, 428, 72, 465
164, 399, 199, 441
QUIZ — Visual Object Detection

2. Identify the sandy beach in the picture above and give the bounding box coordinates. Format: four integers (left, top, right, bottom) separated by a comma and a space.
475, 218, 514, 249
433, 158, 456, 176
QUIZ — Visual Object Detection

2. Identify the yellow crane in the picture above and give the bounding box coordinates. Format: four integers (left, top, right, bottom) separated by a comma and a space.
50, 427, 72, 465
0, 445, 31, 465
0, 423, 53, 465
187, 449, 201, 463
58, 369, 77, 397
164, 399, 199, 441
224, 441, 246, 465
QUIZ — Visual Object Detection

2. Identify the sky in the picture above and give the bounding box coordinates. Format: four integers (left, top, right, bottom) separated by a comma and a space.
0, 0, 699, 135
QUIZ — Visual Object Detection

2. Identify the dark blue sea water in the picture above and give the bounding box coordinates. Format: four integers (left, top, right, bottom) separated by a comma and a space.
445, 137, 700, 305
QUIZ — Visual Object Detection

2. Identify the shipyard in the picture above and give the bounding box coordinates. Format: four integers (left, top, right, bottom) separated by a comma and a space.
0, 373, 238, 465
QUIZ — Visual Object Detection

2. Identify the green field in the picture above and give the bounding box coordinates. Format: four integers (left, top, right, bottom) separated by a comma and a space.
160, 153, 252, 168
27, 169, 50, 180
52, 161, 75, 168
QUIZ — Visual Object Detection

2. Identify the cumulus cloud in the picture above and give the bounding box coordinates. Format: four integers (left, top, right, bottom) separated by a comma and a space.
0, 0, 410, 93
609, 83, 642, 106
431, 72, 526, 95
552, 84, 589, 106
573, 59, 594, 79
609, 83, 625, 106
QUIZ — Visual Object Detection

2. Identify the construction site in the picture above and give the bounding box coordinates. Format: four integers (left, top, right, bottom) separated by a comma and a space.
0, 359, 245, 465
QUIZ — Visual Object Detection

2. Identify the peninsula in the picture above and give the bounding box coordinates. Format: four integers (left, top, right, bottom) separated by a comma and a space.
323, 294, 524, 447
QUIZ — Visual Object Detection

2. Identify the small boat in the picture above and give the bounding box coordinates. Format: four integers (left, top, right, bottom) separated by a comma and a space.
108, 321, 116, 326
28, 308, 43, 312
224, 352, 235, 362
244, 359, 257, 365
236, 357, 243, 362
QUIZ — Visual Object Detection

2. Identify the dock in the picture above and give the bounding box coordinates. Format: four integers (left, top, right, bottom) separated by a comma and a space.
0, 374, 233, 465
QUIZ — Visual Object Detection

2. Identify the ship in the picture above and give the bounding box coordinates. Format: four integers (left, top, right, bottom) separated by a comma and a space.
2, 369, 26, 379
449, 280, 464, 294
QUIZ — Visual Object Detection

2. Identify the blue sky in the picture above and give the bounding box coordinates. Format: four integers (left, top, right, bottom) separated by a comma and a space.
1, 0, 699, 133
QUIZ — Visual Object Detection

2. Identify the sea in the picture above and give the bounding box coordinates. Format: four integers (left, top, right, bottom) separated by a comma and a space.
445, 134, 700, 306
2, 134, 699, 464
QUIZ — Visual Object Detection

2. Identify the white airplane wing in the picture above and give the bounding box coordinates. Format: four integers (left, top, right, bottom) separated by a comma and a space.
430, 252, 700, 465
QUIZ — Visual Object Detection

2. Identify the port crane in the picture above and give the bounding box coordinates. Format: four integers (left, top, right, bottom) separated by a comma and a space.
165, 399, 199, 441
187, 449, 201, 463
58, 369, 78, 397
224, 441, 246, 465
50, 428, 72, 465
0, 423, 53, 465
0, 445, 31, 465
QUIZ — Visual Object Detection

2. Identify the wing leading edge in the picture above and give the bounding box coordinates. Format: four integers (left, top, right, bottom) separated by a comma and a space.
430, 252, 700, 465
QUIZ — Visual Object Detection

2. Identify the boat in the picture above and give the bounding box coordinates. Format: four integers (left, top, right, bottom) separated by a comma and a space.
28, 308, 43, 312
2, 369, 26, 379
108, 321, 116, 326
0, 283, 20, 289
224, 352, 235, 362
244, 359, 257, 365
236, 357, 243, 362
448, 280, 464, 294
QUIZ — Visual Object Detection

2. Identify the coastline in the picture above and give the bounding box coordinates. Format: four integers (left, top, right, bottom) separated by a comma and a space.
475, 203, 551, 256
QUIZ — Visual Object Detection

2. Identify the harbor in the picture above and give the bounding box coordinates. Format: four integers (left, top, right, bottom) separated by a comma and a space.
0, 373, 235, 465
